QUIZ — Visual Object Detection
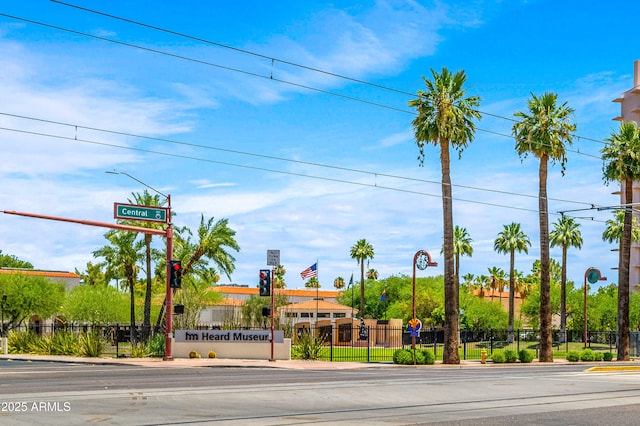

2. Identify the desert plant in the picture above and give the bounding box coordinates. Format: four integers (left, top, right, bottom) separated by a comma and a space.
146, 333, 165, 358
293, 332, 326, 360
518, 349, 534, 363
566, 351, 581, 362
208, 350, 217, 359
580, 348, 596, 362
51, 331, 79, 355
7, 330, 40, 354
504, 349, 518, 363
77, 332, 106, 357
491, 351, 505, 363
130, 342, 149, 358
189, 350, 201, 359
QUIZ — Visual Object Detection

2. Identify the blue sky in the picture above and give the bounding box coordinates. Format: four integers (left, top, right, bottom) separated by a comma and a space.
0, 0, 637, 291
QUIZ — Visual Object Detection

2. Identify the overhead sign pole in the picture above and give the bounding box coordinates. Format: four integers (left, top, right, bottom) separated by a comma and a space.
267, 250, 280, 362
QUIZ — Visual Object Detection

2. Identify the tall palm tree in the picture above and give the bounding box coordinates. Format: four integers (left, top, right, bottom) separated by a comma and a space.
602, 120, 640, 361
550, 215, 583, 342
124, 190, 167, 340
333, 276, 346, 290
487, 266, 506, 298
603, 210, 640, 244
156, 215, 240, 331
409, 68, 481, 364
461, 273, 475, 293
494, 222, 531, 342
452, 226, 473, 288
512, 92, 575, 362
93, 230, 144, 343
473, 274, 488, 298
350, 239, 374, 318
366, 269, 379, 280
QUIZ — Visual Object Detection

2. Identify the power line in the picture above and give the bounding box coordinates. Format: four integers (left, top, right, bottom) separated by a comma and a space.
4, 9, 612, 150
0, 111, 598, 208
3, 124, 604, 219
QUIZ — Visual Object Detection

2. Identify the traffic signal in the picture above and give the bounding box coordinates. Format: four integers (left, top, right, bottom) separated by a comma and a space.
173, 304, 184, 315
170, 260, 182, 288
261, 306, 271, 317
259, 269, 271, 296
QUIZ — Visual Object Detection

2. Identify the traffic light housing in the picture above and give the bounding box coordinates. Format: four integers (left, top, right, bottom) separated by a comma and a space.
170, 260, 182, 289
173, 304, 184, 315
262, 306, 271, 317
259, 269, 271, 296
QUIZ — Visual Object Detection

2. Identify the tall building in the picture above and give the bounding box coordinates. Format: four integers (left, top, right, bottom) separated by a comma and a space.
612, 60, 640, 288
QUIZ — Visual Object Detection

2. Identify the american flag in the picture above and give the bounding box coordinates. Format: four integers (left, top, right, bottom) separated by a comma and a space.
300, 263, 317, 279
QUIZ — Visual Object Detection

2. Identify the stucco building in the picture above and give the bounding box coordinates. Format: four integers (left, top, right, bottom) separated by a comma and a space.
612, 60, 640, 289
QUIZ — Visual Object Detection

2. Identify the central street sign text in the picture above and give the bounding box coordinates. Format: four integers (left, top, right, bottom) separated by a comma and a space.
114, 203, 169, 223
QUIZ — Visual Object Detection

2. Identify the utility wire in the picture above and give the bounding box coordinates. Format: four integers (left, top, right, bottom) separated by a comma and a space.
0, 111, 599, 207
4, 10, 613, 152
2, 124, 603, 219
48, 0, 613, 148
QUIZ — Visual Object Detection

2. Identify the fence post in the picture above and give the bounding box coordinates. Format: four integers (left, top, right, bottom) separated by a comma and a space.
490, 329, 494, 354
463, 328, 467, 360
433, 328, 437, 358
367, 326, 370, 363
330, 325, 333, 362
517, 329, 520, 352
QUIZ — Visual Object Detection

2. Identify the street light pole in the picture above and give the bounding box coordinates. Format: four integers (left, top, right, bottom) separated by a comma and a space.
412, 250, 438, 350
106, 171, 174, 360
583, 267, 607, 349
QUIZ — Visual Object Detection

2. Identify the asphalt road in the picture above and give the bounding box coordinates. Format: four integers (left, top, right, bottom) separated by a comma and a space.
1, 360, 640, 425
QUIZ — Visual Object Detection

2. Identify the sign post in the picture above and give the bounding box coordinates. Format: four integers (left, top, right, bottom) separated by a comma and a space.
114, 203, 169, 223
266, 250, 280, 362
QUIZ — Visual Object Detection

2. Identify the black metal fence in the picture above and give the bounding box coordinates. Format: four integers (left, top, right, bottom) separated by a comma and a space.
293, 325, 624, 362
4, 322, 637, 362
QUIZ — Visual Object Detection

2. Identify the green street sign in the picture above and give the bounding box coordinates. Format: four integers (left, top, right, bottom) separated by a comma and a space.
114, 203, 169, 223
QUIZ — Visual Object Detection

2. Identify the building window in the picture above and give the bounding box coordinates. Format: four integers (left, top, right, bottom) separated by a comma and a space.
333, 313, 346, 318
285, 312, 298, 318
317, 312, 330, 318
301, 312, 313, 318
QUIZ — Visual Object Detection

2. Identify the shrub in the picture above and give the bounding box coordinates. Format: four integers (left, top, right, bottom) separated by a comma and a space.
7, 330, 39, 354
51, 331, 79, 355
293, 332, 326, 360
518, 349, 534, 363
130, 343, 149, 358
77, 332, 106, 357
414, 350, 426, 365
580, 349, 596, 362
393, 349, 414, 365
491, 351, 505, 363
146, 333, 165, 358
594, 351, 604, 361
566, 351, 581, 362
420, 349, 435, 365
208, 350, 217, 359
603, 352, 614, 361
504, 350, 518, 363
189, 350, 201, 359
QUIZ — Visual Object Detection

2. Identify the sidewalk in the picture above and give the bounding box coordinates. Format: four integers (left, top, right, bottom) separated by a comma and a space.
2, 353, 638, 370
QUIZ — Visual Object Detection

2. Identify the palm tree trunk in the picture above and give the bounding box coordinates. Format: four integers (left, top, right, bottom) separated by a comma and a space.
441, 139, 459, 364
128, 274, 136, 345
618, 179, 632, 361
359, 259, 365, 318
508, 250, 515, 343
143, 235, 152, 341
560, 245, 567, 343
538, 156, 553, 362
